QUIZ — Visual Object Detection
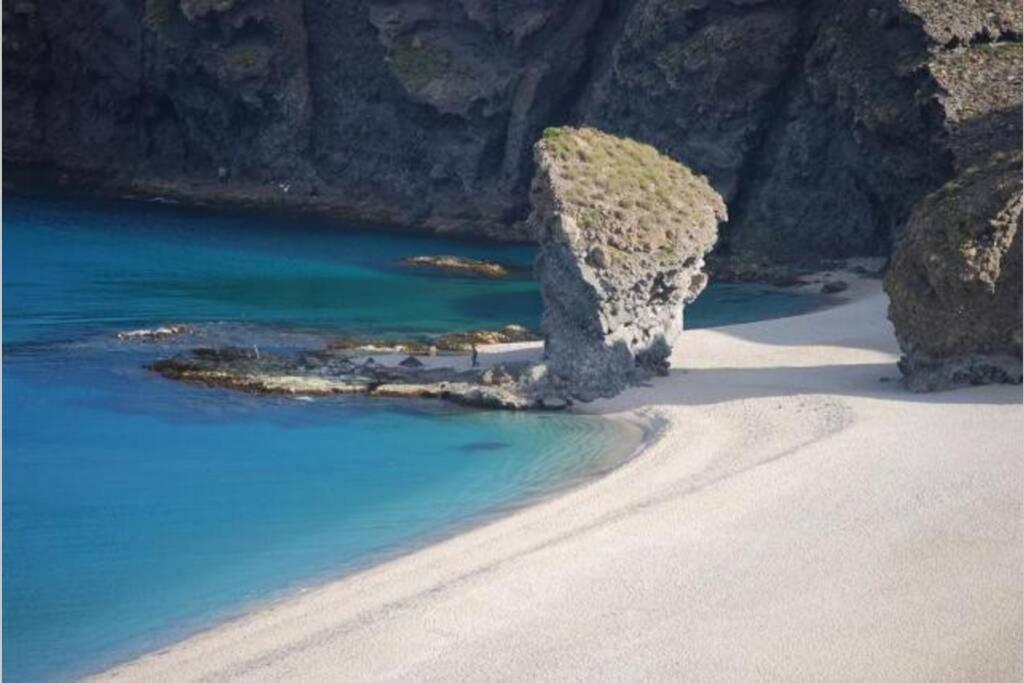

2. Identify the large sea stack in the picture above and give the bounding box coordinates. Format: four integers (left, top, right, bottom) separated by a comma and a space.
529, 127, 726, 401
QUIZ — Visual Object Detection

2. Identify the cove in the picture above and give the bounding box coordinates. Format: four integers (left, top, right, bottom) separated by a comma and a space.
2, 194, 820, 682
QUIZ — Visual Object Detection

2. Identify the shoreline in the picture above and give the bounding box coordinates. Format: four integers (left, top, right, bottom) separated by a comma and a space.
72, 407, 657, 683
93, 273, 1022, 681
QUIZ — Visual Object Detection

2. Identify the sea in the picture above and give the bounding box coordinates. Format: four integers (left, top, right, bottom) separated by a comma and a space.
2, 193, 820, 681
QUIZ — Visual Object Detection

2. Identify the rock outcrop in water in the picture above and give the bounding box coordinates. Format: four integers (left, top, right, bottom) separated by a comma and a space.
4, 1, 1020, 264
151, 345, 557, 410
147, 129, 722, 408
529, 127, 725, 400
399, 256, 512, 278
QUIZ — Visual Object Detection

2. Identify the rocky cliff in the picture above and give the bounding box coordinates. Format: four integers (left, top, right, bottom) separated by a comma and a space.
5, 0, 1021, 259
879, 9, 1023, 391
530, 127, 724, 400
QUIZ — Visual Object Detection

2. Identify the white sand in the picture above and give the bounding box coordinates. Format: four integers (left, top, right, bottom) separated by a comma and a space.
95, 277, 1023, 682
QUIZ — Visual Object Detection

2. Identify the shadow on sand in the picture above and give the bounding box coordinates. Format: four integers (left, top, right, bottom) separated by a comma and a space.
617, 363, 1022, 409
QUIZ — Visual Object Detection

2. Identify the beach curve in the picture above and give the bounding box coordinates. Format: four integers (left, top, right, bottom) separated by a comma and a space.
93, 275, 1023, 682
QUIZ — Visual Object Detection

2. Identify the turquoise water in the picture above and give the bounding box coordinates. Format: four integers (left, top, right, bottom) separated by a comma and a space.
2, 194, 819, 682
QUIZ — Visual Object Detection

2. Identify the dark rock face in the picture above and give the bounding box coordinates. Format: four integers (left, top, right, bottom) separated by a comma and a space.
3, 0, 603, 238
885, 152, 1022, 391
882, 23, 1023, 391
3, 0, 1021, 262
529, 127, 725, 401
575, 0, 1021, 262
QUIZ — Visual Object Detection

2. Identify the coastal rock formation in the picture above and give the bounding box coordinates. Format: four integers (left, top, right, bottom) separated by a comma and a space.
150, 346, 548, 410
885, 152, 1022, 391
530, 127, 725, 400
148, 129, 724, 408
883, 31, 1023, 391
577, 0, 1021, 263
4, 1, 1020, 262
2, 0, 603, 238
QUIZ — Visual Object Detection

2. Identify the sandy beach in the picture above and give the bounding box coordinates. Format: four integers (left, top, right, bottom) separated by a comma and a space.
95, 275, 1022, 682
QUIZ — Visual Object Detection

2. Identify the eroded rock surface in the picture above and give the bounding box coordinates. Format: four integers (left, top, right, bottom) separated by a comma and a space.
529, 127, 725, 400
885, 152, 1022, 391
881, 28, 1023, 391
577, 0, 1021, 264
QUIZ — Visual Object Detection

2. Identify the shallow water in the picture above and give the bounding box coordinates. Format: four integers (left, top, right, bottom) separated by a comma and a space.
2, 194, 820, 682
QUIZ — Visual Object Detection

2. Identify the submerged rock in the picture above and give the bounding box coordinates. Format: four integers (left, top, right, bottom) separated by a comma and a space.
116, 324, 195, 342
399, 255, 512, 278
885, 152, 1023, 391
529, 127, 726, 401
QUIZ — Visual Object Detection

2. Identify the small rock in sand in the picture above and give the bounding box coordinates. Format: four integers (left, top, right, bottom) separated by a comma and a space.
821, 280, 849, 294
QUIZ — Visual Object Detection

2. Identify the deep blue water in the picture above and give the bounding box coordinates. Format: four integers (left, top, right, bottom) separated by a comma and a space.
2, 194, 819, 682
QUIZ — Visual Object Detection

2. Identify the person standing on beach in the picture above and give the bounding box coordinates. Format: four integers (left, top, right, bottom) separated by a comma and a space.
471, 345, 479, 368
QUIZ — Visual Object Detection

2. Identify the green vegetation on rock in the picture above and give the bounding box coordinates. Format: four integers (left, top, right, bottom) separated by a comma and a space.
389, 43, 450, 91
232, 47, 257, 70
534, 126, 723, 264
143, 0, 190, 42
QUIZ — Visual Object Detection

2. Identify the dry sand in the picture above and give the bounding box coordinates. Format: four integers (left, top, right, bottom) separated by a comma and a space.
95, 276, 1023, 682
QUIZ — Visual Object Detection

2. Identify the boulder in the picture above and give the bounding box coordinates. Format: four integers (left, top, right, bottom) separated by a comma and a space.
885, 152, 1023, 391
821, 280, 849, 295
529, 127, 726, 401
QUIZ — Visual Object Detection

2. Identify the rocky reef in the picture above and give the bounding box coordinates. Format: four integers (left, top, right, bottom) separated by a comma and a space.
530, 127, 725, 400
149, 346, 554, 410
4, 0, 1021, 263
